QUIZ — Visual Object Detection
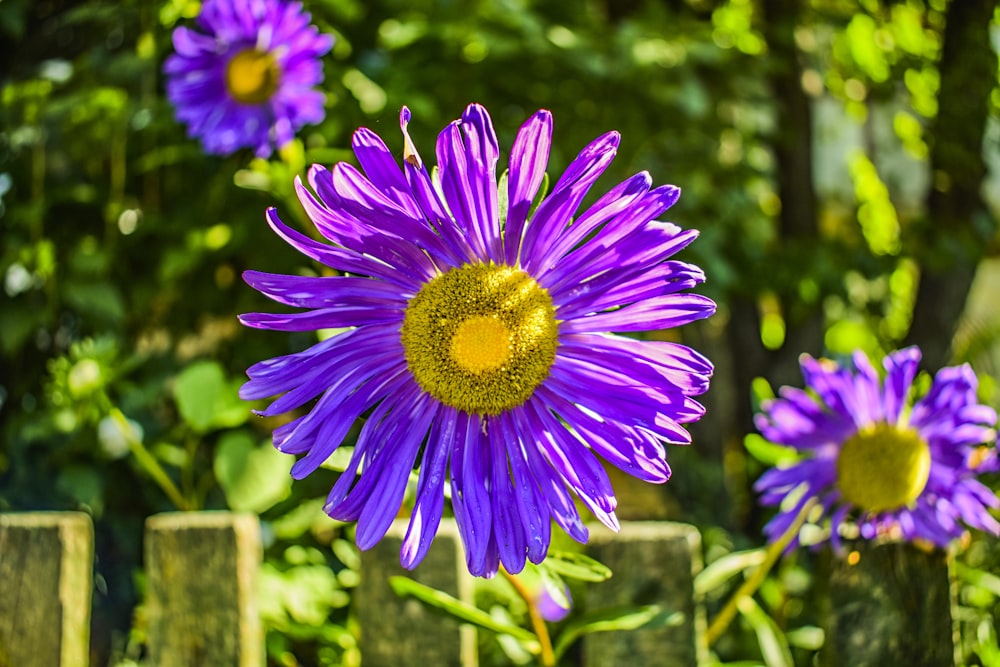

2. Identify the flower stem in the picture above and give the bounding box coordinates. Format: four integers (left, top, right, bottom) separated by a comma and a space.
705, 496, 818, 646
108, 406, 194, 511
501, 567, 556, 667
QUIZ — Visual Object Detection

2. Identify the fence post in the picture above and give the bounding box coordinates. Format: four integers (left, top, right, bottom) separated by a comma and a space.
356, 518, 477, 667
581, 521, 706, 667
144, 511, 263, 667
0, 511, 94, 667
820, 541, 956, 667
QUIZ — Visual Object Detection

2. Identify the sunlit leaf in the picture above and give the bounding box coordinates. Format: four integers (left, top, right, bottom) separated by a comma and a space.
552, 604, 678, 662
388, 576, 540, 651
737, 596, 793, 667
537, 566, 571, 611
695, 547, 767, 596
744, 434, 801, 468
785, 625, 825, 651
214, 431, 292, 513
956, 562, 1000, 598
269, 498, 328, 540
173, 361, 248, 432
542, 550, 613, 582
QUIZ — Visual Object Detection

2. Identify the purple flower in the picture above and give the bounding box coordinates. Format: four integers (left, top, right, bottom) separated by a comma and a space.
164, 0, 333, 157
240, 103, 715, 577
754, 346, 1000, 549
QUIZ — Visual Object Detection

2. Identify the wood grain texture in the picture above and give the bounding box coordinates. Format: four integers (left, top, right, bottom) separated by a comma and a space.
356, 519, 477, 667
145, 512, 262, 667
821, 541, 956, 667
581, 522, 706, 667
0, 512, 94, 667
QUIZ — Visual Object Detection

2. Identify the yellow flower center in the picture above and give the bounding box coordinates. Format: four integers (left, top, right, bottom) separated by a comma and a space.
450, 316, 512, 373
835, 422, 932, 513
225, 49, 280, 105
401, 264, 558, 415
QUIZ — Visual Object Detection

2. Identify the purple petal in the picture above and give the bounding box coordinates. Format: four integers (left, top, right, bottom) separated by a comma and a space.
882, 346, 921, 424
520, 131, 621, 273
451, 413, 495, 576
531, 172, 653, 272
436, 122, 489, 260
498, 411, 551, 563
560, 293, 716, 334
504, 110, 553, 264
401, 407, 456, 569
243, 270, 409, 309
489, 417, 528, 573
355, 392, 438, 550
459, 103, 503, 261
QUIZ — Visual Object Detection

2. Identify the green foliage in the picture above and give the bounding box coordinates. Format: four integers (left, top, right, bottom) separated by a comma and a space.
551, 605, 680, 663
172, 360, 248, 433
736, 595, 794, 667
214, 430, 293, 513
2, 0, 998, 664
390, 576, 542, 649
537, 550, 612, 583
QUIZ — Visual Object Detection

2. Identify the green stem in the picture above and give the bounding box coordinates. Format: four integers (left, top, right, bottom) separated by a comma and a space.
108, 406, 194, 511
705, 496, 818, 646
501, 568, 556, 667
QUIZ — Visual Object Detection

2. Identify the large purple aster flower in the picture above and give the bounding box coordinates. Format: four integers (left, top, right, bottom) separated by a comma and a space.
755, 346, 999, 549
164, 0, 333, 157
240, 103, 715, 577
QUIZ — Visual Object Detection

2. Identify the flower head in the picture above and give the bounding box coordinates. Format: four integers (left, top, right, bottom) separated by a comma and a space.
240, 104, 715, 576
754, 346, 1000, 549
164, 0, 333, 157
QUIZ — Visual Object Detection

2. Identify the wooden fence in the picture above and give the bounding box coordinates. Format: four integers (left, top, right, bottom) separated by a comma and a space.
0, 512, 956, 667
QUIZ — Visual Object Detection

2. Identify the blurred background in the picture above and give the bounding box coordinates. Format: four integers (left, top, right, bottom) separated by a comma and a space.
1, 0, 999, 665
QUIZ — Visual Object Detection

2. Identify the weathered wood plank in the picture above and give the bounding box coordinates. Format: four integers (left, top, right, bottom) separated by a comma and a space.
0, 512, 94, 667
356, 518, 477, 667
145, 511, 262, 667
821, 541, 956, 667
581, 521, 706, 667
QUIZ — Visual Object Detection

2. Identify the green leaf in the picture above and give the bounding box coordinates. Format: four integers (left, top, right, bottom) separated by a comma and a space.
528, 171, 549, 220
737, 596, 793, 667
320, 445, 355, 473
538, 566, 571, 611
490, 605, 536, 666
497, 169, 509, 232
785, 625, 824, 651
388, 576, 540, 651
173, 360, 248, 432
173, 361, 224, 431
269, 498, 328, 540
694, 548, 767, 596
258, 562, 349, 628
542, 550, 613, 582
744, 434, 800, 467
64, 282, 125, 327
331, 538, 361, 571
955, 562, 1000, 598
553, 604, 678, 662
55, 465, 105, 514
214, 431, 292, 513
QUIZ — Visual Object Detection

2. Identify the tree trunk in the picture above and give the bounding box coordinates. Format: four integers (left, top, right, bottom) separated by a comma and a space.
714, 0, 826, 530
905, 0, 999, 369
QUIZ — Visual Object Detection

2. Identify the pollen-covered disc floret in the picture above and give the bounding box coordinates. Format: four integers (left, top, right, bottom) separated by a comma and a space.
240, 103, 717, 577
754, 346, 1000, 549
402, 264, 557, 415
836, 423, 930, 513
226, 49, 281, 105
